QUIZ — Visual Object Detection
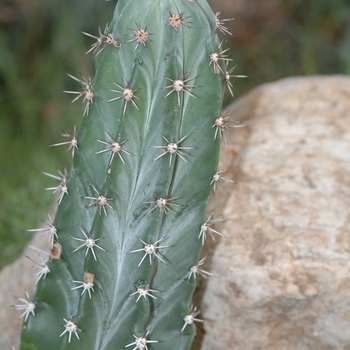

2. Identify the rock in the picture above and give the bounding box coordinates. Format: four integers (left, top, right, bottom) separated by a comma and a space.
200, 75, 350, 350
3, 76, 350, 350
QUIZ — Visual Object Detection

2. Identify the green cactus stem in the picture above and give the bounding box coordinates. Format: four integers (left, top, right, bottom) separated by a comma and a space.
18, 0, 237, 349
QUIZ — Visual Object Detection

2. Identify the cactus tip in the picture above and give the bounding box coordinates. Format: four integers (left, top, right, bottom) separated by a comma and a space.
60, 318, 81, 343
129, 236, 171, 267
11, 291, 36, 322
72, 227, 106, 261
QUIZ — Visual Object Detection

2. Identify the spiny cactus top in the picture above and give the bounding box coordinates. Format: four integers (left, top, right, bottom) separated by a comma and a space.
18, 0, 238, 349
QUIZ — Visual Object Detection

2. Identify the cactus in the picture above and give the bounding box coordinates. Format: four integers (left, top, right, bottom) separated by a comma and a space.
17, 0, 237, 349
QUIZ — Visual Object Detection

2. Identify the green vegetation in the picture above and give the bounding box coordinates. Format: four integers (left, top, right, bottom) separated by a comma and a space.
20, 0, 224, 348
0, 0, 349, 270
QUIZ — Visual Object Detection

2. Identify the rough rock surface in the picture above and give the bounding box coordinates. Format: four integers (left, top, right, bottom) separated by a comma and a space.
2, 76, 350, 350
200, 75, 350, 350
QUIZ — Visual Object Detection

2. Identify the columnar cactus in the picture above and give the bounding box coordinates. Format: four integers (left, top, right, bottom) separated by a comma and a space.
18, 0, 238, 349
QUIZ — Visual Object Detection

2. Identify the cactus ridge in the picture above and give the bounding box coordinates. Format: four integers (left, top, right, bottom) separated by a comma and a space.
17, 0, 241, 349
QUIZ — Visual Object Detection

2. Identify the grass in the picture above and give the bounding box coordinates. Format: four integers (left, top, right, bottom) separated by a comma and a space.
0, 0, 114, 269
0, 0, 349, 270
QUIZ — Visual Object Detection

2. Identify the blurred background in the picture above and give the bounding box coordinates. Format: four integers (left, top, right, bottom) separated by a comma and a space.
0, 0, 349, 270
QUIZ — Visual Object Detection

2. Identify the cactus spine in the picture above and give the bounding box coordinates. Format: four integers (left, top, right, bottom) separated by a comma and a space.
19, 0, 234, 349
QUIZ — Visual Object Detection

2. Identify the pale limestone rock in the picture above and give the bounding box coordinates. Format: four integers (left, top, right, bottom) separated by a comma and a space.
2, 76, 350, 350
201, 75, 350, 350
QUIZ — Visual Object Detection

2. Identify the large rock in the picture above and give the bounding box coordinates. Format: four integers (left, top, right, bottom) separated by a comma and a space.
200, 75, 350, 349
2, 76, 350, 350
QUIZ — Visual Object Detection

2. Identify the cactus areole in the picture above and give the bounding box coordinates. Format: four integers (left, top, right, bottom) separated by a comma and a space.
19, 0, 236, 349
